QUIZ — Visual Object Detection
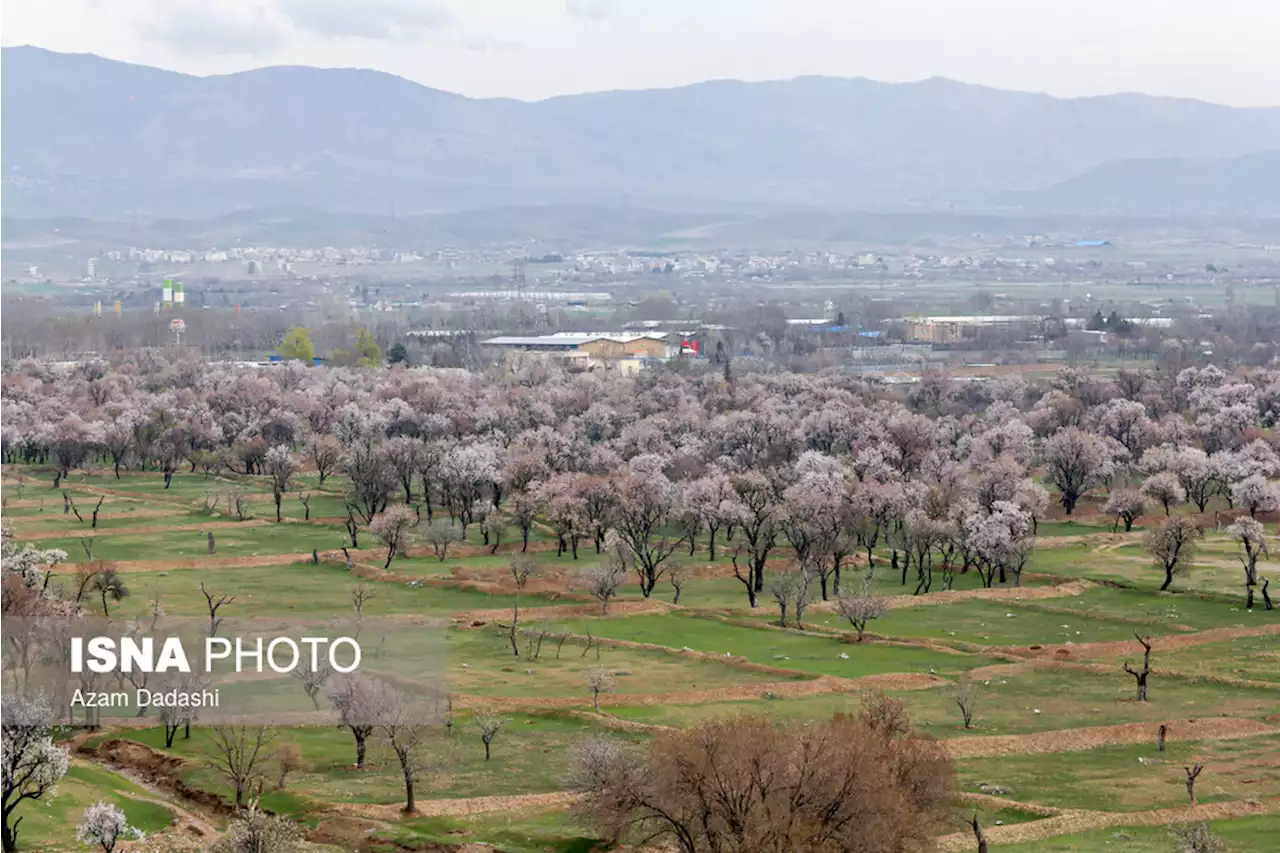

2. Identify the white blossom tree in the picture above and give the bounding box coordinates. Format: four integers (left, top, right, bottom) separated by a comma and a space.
76, 801, 140, 853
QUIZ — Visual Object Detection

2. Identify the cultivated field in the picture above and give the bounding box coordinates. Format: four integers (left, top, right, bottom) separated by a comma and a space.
3, 464, 1277, 853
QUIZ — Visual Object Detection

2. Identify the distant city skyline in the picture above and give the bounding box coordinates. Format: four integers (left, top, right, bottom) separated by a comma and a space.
3, 0, 1279, 107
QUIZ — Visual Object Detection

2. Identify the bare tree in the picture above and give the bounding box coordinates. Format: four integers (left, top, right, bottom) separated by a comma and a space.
90, 496, 105, 529
1123, 634, 1153, 701
954, 681, 978, 729
1146, 517, 1202, 591
205, 726, 276, 808
223, 487, 251, 521
156, 672, 208, 747
834, 575, 891, 642
200, 582, 235, 638
669, 563, 688, 605
580, 560, 626, 615
308, 435, 342, 486
344, 508, 361, 549
568, 713, 953, 853
326, 675, 387, 770
274, 744, 302, 789
290, 656, 332, 710
1184, 763, 1204, 805
473, 712, 505, 761
296, 491, 311, 521
969, 814, 988, 853
768, 567, 814, 629
508, 556, 537, 657
350, 584, 376, 640
423, 519, 459, 563
585, 668, 616, 712
370, 505, 418, 569
379, 688, 434, 814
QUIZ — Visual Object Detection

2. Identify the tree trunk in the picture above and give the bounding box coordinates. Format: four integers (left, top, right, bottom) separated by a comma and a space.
402, 773, 416, 814
970, 815, 988, 853
1161, 566, 1175, 591
483, 741, 491, 761
1158, 724, 1167, 752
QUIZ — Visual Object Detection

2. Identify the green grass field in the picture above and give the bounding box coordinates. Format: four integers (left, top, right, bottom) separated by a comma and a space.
4, 464, 1278, 852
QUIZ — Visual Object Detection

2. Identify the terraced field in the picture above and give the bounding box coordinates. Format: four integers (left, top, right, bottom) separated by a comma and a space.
4, 467, 1278, 852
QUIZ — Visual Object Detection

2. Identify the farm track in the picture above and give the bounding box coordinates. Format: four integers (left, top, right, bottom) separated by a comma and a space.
807, 580, 1095, 613
453, 672, 942, 711
20, 518, 270, 540
944, 716, 1279, 759
934, 797, 1280, 851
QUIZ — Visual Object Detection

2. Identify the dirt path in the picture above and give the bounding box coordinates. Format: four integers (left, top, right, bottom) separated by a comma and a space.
336, 791, 577, 820
22, 518, 268, 541
808, 581, 1093, 613
945, 716, 1279, 759
52, 551, 323, 572
1007, 623, 1280, 660
456, 599, 673, 623
934, 797, 1280, 851
454, 671, 942, 712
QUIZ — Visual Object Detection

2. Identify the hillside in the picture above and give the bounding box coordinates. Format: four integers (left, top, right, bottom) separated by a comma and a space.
5, 45, 1280, 217
1012, 150, 1280, 215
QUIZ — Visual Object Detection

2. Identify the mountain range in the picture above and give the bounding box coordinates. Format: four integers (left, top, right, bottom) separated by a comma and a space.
3, 45, 1280, 219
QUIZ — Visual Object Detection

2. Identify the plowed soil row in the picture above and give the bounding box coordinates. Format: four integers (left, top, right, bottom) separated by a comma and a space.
337, 791, 576, 820
453, 672, 942, 711
934, 797, 1280, 851
23, 518, 268, 541
1010, 623, 1280, 660
807, 581, 1093, 613
944, 716, 1278, 759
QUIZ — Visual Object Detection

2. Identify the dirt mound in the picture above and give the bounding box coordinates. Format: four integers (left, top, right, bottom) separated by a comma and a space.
945, 716, 1278, 759
82, 738, 235, 816
807, 581, 1092, 614
337, 791, 576, 821
1012, 623, 1280, 660
456, 599, 671, 624
455, 672, 941, 712
24, 518, 265, 541
934, 797, 1280, 851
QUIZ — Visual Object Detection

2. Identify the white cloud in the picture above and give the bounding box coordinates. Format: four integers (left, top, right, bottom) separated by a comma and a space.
135, 2, 284, 56
566, 0, 618, 22
276, 0, 452, 41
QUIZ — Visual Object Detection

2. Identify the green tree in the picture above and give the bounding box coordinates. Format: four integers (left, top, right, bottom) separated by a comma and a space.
355, 328, 382, 367
279, 327, 314, 362
387, 342, 408, 365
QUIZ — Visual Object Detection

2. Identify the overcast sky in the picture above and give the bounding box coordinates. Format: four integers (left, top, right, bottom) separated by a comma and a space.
3, 0, 1278, 106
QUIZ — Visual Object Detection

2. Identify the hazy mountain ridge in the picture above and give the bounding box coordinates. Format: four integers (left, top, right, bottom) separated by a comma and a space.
1014, 150, 1280, 215
5, 45, 1280, 217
